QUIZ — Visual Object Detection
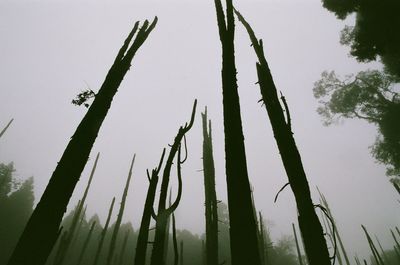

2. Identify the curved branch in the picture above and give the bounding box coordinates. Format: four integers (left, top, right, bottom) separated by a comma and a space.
274, 182, 290, 203
167, 145, 183, 215
180, 135, 188, 164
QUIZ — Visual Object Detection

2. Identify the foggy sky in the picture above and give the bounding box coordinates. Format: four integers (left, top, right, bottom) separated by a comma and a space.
0, 0, 398, 261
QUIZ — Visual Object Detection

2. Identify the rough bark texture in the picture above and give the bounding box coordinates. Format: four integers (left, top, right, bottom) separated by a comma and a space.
54, 153, 100, 265
234, 9, 330, 265
92, 197, 116, 265
106, 154, 136, 265
201, 108, 219, 265
150, 100, 197, 265
134, 149, 165, 265
213, 1, 261, 265
7, 18, 157, 265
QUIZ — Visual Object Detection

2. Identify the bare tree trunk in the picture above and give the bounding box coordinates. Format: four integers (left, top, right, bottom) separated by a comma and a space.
0, 118, 13, 139
92, 197, 116, 265
7, 18, 157, 265
54, 153, 100, 265
201, 108, 219, 265
134, 149, 165, 265
213, 1, 261, 265
150, 100, 197, 265
234, 10, 330, 265
106, 155, 136, 265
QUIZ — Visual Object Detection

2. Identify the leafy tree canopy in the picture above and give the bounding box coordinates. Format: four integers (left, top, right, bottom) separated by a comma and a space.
322, 0, 400, 78
314, 69, 400, 179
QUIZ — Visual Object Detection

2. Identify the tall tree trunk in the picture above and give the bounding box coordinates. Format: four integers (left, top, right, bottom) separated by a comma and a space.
7, 18, 157, 265
76, 221, 96, 265
213, 1, 261, 265
106, 154, 136, 265
0, 118, 13, 139
201, 108, 219, 265
234, 10, 331, 265
54, 153, 100, 265
150, 100, 197, 265
92, 197, 116, 265
134, 149, 165, 265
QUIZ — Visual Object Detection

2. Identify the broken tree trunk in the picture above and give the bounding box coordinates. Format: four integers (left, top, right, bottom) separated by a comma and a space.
134, 149, 165, 265
234, 9, 330, 265
7, 18, 157, 265
54, 153, 100, 265
105, 154, 136, 265
150, 100, 197, 265
201, 107, 219, 265
213, 1, 261, 265
92, 197, 116, 265
0, 118, 13, 139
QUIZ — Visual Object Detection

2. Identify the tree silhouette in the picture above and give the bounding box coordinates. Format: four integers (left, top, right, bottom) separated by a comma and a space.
234, 9, 331, 265
150, 100, 197, 265
7, 18, 157, 265
321, 0, 400, 78
134, 149, 165, 265
213, 1, 261, 264
105, 154, 135, 265
201, 108, 219, 265
314, 69, 400, 179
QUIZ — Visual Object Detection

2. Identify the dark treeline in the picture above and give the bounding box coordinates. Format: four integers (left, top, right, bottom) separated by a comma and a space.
1, 0, 399, 265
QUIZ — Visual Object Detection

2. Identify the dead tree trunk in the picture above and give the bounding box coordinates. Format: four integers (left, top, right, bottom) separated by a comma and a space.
106, 154, 136, 265
134, 149, 165, 265
213, 1, 261, 265
54, 153, 100, 265
0, 118, 13, 139
201, 108, 219, 265
149, 100, 197, 265
234, 10, 330, 265
92, 197, 116, 265
7, 18, 157, 265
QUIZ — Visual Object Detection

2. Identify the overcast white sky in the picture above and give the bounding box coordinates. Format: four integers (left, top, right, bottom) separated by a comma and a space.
0, 0, 398, 261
